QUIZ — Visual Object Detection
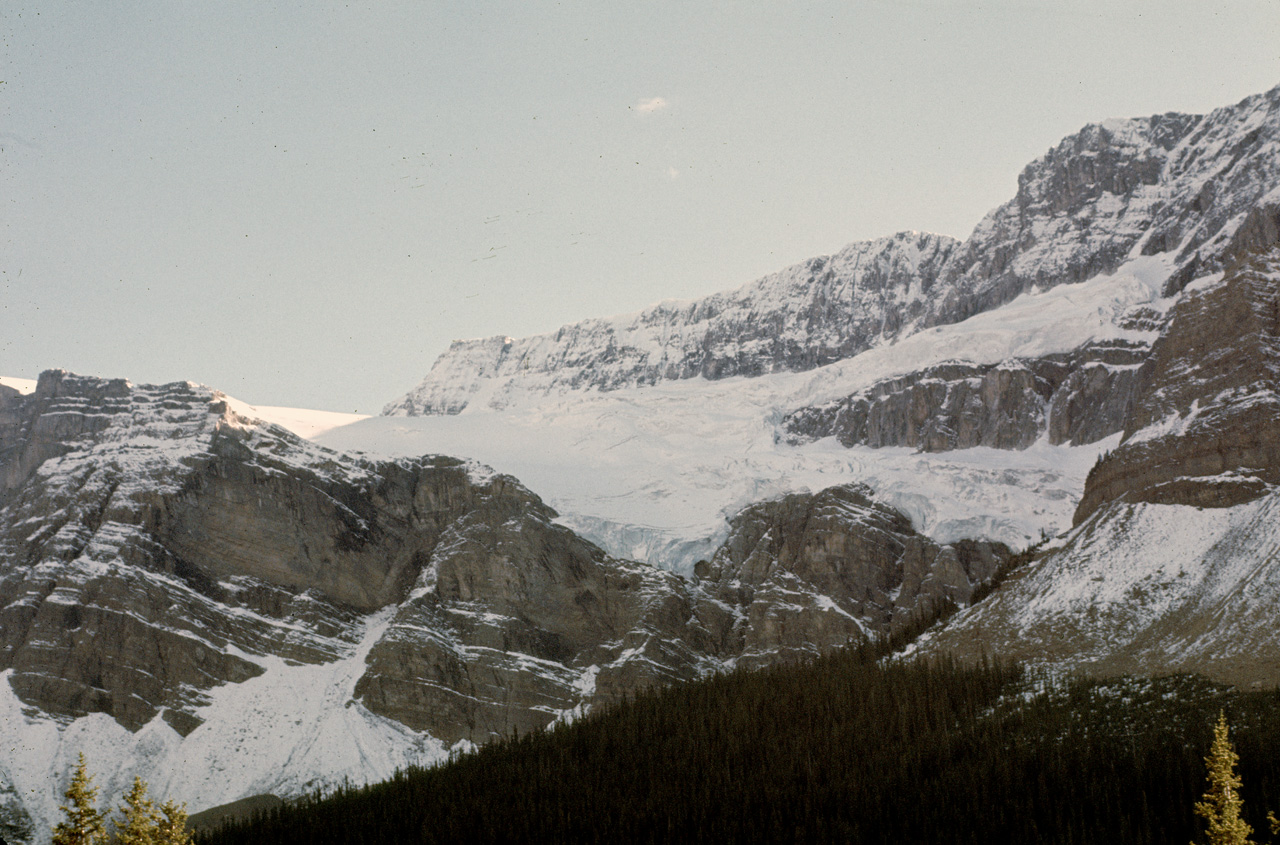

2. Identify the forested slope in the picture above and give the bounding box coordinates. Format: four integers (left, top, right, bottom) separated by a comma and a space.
199, 644, 1280, 845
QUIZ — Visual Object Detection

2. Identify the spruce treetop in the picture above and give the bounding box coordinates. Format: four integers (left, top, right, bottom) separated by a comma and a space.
1193, 711, 1255, 845
51, 753, 107, 845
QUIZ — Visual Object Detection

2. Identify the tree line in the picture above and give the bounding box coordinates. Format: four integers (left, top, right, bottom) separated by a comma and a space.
189, 642, 1280, 845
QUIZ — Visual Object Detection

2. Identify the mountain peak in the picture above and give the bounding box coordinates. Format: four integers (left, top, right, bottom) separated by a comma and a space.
387, 84, 1280, 417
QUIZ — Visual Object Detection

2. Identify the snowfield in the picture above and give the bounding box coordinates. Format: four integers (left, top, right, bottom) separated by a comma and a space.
318, 254, 1172, 571
217, 396, 371, 439
0, 610, 460, 840
0, 377, 37, 395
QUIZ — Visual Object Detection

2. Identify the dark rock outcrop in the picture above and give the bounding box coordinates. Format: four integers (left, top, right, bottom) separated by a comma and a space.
781, 341, 1147, 451
1074, 247, 1280, 522
699, 485, 1006, 668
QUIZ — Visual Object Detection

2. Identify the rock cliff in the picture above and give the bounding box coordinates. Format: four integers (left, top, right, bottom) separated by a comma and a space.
698, 484, 1004, 668
387, 83, 1280, 416
1074, 247, 1280, 520
916, 245, 1280, 686
780, 341, 1148, 451
0, 371, 1008, 840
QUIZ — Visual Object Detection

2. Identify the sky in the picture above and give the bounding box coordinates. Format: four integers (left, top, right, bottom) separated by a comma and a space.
3, 2, 1280, 412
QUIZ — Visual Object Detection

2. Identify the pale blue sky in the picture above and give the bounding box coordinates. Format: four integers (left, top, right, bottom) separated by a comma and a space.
4, 1, 1279, 411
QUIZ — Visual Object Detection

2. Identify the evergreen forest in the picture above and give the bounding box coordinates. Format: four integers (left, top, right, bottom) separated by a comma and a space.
197, 642, 1280, 845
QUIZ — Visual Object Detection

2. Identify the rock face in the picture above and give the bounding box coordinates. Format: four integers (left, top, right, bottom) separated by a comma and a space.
698, 485, 1005, 668
0, 371, 534, 735
1074, 248, 1280, 520
916, 246, 1280, 686
780, 341, 1147, 451
387, 83, 1280, 417
0, 370, 1010, 838
385, 232, 961, 415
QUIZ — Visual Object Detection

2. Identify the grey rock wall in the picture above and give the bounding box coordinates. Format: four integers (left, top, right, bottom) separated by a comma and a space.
0, 372, 1010, 750
780, 342, 1147, 451
1074, 247, 1280, 522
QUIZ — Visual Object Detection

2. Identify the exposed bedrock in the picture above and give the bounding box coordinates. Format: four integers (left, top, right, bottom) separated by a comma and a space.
351, 497, 733, 743
0, 372, 587, 733
1075, 248, 1280, 522
1, 372, 1011, 747
697, 484, 1009, 666
781, 341, 1147, 452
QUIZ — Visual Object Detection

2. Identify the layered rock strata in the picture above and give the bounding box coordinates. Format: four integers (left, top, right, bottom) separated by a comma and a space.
917, 247, 1280, 686
388, 84, 1280, 416
698, 484, 1005, 669
0, 372, 1009, 751
1074, 247, 1280, 520
780, 341, 1147, 451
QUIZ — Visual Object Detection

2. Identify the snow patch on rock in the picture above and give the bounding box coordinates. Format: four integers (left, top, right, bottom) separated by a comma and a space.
0, 609, 454, 845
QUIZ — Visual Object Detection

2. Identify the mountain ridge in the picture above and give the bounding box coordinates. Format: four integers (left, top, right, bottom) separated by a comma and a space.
387, 83, 1280, 417
0, 370, 1006, 842
7, 81, 1280, 845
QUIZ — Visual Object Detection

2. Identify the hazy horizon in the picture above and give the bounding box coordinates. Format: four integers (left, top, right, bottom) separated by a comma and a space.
5, 2, 1280, 412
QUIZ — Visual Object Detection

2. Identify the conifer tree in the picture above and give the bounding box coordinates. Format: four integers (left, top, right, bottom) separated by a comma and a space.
156, 798, 195, 845
51, 753, 107, 845
116, 777, 160, 845
1193, 711, 1255, 845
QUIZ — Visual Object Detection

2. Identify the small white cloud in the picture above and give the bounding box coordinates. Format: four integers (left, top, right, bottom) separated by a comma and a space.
667, 166, 680, 180
633, 96, 668, 114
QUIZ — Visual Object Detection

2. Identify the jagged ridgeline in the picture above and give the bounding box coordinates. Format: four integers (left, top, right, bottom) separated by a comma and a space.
198, 648, 1280, 845
7, 80, 1280, 845
386, 84, 1280, 416
0, 370, 1009, 841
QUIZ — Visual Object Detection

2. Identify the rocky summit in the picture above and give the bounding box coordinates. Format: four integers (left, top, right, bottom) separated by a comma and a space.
387, 84, 1280, 417
6, 82, 1280, 845
0, 371, 1006, 842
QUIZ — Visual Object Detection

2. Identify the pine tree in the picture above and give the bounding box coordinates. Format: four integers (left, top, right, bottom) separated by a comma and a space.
116, 777, 160, 845
1193, 711, 1255, 845
51, 753, 107, 845
156, 798, 195, 845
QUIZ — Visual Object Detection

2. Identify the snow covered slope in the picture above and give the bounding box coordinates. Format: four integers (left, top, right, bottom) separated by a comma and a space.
387, 83, 1280, 416
322, 253, 1169, 570
917, 491, 1280, 688
914, 245, 1280, 683
0, 615, 454, 845
0, 377, 36, 396
1, 371, 1000, 843
221, 398, 369, 439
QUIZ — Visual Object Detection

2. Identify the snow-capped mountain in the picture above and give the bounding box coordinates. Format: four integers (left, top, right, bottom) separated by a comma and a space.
0, 372, 1001, 843
350, 84, 1280, 577
4, 82, 1280, 845
386, 84, 1280, 417
366, 82, 1280, 689
914, 247, 1280, 684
